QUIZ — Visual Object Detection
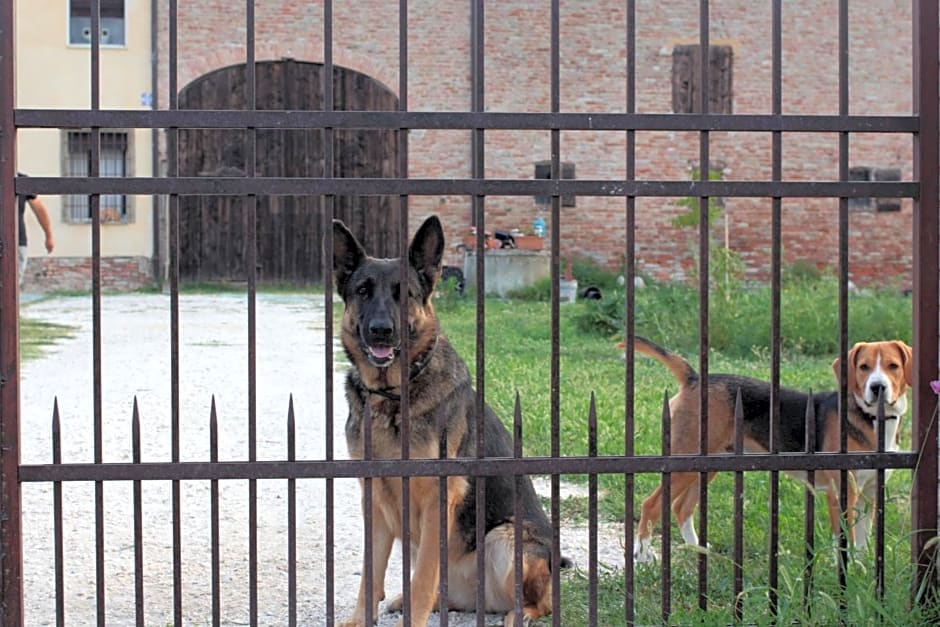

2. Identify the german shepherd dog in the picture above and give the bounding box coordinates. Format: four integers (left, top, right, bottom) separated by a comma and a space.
333, 216, 563, 626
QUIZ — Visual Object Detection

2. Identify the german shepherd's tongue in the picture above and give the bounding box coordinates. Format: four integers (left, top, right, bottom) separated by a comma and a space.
370, 346, 394, 360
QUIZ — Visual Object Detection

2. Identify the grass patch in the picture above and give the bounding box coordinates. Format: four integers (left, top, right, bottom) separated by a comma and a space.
21, 318, 75, 362
434, 278, 928, 624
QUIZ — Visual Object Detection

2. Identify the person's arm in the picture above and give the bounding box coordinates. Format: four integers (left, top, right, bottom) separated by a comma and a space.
27, 197, 55, 253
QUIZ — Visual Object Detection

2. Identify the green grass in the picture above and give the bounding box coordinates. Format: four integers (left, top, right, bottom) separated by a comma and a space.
20, 317, 75, 362
433, 283, 935, 625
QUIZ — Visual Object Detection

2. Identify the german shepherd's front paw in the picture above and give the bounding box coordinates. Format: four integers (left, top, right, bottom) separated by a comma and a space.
336, 619, 367, 627
385, 593, 403, 612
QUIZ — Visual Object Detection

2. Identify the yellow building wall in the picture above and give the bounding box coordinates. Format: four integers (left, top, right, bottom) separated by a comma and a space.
16, 0, 153, 259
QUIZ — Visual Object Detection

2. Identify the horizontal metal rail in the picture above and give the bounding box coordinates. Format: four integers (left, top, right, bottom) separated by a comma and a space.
19, 451, 918, 482
15, 176, 918, 198
15, 109, 919, 132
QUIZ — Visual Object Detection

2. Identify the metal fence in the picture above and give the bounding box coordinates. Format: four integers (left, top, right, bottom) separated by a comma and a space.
1, 1, 938, 625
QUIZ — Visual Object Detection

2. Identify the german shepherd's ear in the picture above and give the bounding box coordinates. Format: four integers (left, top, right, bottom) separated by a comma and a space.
332, 219, 366, 298
408, 215, 445, 302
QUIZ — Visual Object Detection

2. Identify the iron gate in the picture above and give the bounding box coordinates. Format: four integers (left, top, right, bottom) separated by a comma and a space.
1, 0, 938, 625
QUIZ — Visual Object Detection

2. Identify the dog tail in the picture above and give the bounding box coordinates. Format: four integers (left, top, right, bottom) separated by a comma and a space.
617, 336, 699, 387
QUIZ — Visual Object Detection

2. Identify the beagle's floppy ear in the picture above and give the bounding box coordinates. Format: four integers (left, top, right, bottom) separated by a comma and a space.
832, 342, 863, 397
893, 340, 914, 387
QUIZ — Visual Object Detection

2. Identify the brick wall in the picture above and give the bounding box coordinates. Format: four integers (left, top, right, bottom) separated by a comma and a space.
21, 257, 154, 293
158, 0, 914, 288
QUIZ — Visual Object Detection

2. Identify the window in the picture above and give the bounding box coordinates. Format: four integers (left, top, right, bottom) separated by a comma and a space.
672, 45, 733, 114
69, 0, 125, 46
848, 166, 903, 212
65, 131, 130, 223
534, 161, 576, 207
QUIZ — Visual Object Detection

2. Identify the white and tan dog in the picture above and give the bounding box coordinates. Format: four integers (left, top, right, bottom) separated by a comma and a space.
629, 337, 913, 563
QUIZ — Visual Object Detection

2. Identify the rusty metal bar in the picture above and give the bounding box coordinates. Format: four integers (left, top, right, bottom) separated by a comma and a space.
363, 397, 374, 626
836, 0, 850, 605
803, 393, 816, 613
18, 450, 917, 483
0, 2, 21, 623
912, 0, 940, 606
696, 1, 711, 610
768, 0, 783, 614
396, 2, 414, 623
470, 2, 486, 624
732, 391, 744, 621
244, 1, 259, 623
549, 0, 562, 623
660, 392, 672, 623
210, 398, 220, 627
875, 393, 887, 601
321, 0, 336, 623
622, 0, 637, 623
168, 0, 183, 617
132, 399, 144, 627
53, 401, 63, 627
16, 176, 917, 199
588, 394, 598, 625
287, 397, 296, 626
15, 109, 921, 133
88, 3, 106, 624
512, 395, 524, 626
438, 406, 449, 627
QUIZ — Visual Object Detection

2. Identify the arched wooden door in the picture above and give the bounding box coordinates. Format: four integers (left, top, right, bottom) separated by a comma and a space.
177, 60, 400, 284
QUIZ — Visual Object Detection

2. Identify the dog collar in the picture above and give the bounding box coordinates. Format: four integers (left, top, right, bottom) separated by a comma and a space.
361, 335, 439, 401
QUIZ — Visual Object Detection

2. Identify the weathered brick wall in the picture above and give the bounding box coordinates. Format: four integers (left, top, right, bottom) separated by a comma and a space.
22, 257, 154, 293
158, 0, 914, 288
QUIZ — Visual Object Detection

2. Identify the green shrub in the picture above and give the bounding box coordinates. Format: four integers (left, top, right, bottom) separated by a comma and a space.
573, 274, 912, 358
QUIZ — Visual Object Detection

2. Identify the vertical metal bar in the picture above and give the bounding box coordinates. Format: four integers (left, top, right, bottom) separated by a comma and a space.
287, 396, 297, 626
363, 402, 374, 627
768, 0, 783, 616
0, 1, 23, 622
512, 394, 524, 626
803, 393, 816, 613
549, 0, 562, 622
623, 0, 637, 623
660, 392, 672, 623
588, 394, 598, 626
132, 398, 144, 627
438, 405, 449, 627
911, 0, 940, 608
696, 0, 710, 609
53, 400, 64, 627
149, 0, 162, 288
470, 2, 486, 625
210, 398, 220, 627
167, 1, 183, 623
244, 3, 259, 625
396, 1, 413, 621
875, 392, 886, 602
732, 390, 744, 622
321, 0, 336, 622
836, 0, 850, 602
89, 3, 106, 624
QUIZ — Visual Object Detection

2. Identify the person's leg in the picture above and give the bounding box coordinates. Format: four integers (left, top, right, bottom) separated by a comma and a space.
18, 245, 28, 287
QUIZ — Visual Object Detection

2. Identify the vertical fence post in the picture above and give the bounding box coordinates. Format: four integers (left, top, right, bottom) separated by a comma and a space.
912, 0, 940, 606
0, 0, 23, 624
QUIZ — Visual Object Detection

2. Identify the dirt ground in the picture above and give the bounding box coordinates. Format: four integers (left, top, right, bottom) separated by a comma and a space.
19, 293, 624, 626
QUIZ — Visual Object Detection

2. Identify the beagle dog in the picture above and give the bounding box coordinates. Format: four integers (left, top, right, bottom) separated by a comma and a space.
627, 336, 913, 563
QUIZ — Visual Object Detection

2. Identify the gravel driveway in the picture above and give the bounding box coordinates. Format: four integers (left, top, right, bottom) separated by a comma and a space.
19, 293, 624, 626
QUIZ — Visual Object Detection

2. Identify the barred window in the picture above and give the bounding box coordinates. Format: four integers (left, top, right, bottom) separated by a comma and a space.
65, 131, 129, 224
534, 161, 576, 207
69, 0, 126, 46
